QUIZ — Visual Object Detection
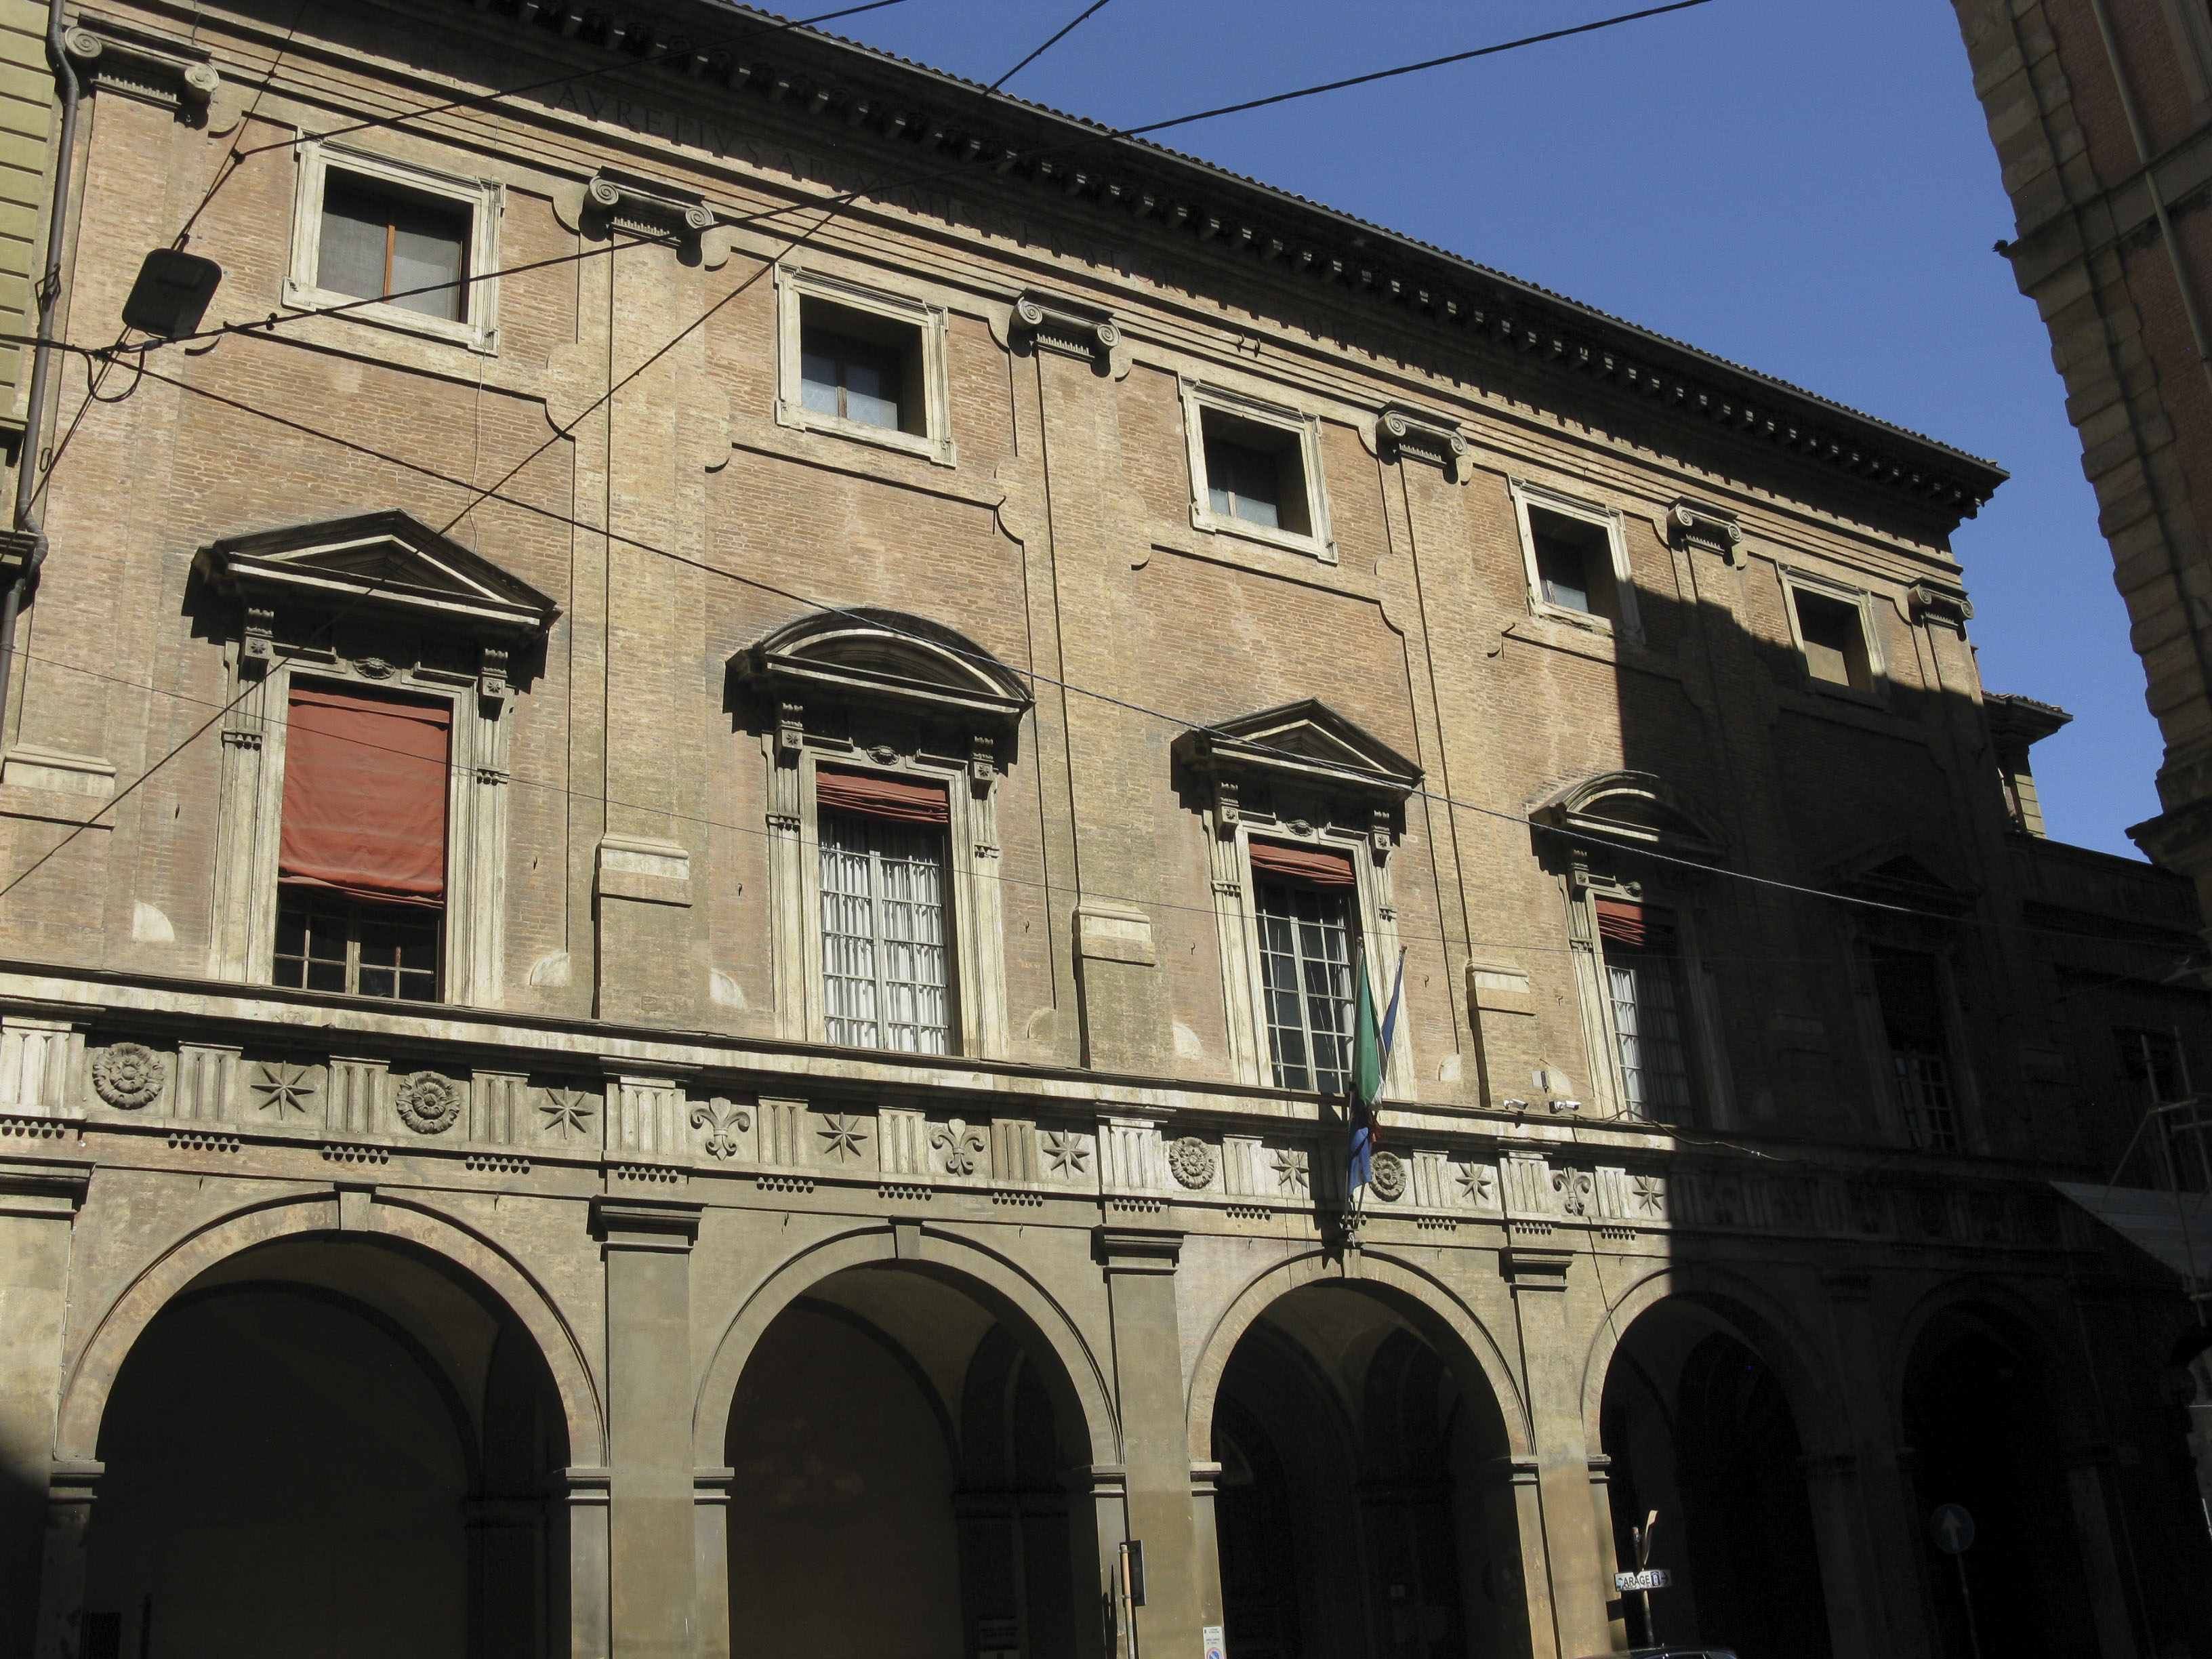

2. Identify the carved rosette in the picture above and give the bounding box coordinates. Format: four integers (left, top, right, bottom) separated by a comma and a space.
1168, 1136, 1215, 1190
394, 1071, 462, 1135
1369, 1149, 1407, 1202
91, 1042, 164, 1110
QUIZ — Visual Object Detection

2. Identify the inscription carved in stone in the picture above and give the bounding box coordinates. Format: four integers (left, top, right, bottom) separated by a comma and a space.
91, 1043, 163, 1110
1369, 1150, 1407, 1202
394, 1071, 460, 1135
1167, 1136, 1215, 1189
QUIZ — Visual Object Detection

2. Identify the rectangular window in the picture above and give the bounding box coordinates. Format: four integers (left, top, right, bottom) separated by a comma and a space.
1597, 899, 1696, 1122
274, 683, 451, 1002
1530, 506, 1616, 618
1870, 947, 1959, 1150
1202, 409, 1312, 537
2117, 1027, 2186, 1105
798, 297, 924, 436
1794, 588, 1873, 691
318, 171, 471, 323
1252, 841, 1355, 1094
819, 770, 952, 1054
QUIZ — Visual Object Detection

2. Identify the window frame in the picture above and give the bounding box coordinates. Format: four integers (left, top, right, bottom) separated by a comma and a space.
816, 801, 959, 1056
1179, 377, 1335, 563
1251, 867, 1359, 1096
274, 893, 445, 1002
1850, 935, 1982, 1154
286, 138, 502, 353
1778, 567, 1887, 701
774, 263, 955, 466
1568, 877, 1727, 1125
213, 660, 505, 1006
1509, 480, 1642, 641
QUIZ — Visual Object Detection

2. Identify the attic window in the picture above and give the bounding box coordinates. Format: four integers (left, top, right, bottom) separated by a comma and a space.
1202, 409, 1311, 536
1794, 588, 1873, 691
319, 171, 470, 323
1528, 507, 1616, 618
800, 296, 924, 436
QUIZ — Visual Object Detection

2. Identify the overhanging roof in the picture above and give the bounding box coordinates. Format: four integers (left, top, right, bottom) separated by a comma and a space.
2053, 1181, 2212, 1284
430, 0, 2008, 531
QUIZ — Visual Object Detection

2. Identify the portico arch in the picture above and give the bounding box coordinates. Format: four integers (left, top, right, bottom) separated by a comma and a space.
56, 1189, 603, 1465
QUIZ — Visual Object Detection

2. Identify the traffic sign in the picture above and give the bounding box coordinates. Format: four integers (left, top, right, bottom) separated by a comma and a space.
1613, 1569, 1673, 1592
1202, 1625, 1225, 1659
1930, 1503, 1976, 1555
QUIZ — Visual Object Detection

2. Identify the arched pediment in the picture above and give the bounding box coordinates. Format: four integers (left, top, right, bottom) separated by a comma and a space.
739, 608, 1032, 729
1533, 770, 1723, 859
196, 509, 558, 640
1174, 699, 1421, 800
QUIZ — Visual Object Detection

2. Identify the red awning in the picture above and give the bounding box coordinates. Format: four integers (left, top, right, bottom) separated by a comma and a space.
279, 684, 451, 907
1595, 898, 1678, 951
817, 766, 950, 826
1249, 839, 1356, 887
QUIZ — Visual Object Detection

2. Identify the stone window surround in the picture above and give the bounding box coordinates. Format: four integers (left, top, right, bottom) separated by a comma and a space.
1776, 563, 1889, 703
285, 137, 504, 354
1203, 804, 1408, 1097
1841, 924, 1986, 1155
1563, 867, 1732, 1128
2160, 0, 2212, 109
209, 652, 512, 1008
1179, 376, 1336, 565
762, 737, 1008, 1061
1508, 478, 1644, 644
773, 262, 957, 467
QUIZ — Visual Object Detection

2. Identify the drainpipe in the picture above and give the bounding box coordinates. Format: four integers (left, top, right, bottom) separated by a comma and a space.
0, 0, 81, 743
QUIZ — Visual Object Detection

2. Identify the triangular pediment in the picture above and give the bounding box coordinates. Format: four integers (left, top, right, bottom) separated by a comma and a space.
1823, 838, 1978, 914
1177, 699, 1421, 798
198, 510, 558, 638
740, 608, 1033, 729
1534, 770, 1724, 859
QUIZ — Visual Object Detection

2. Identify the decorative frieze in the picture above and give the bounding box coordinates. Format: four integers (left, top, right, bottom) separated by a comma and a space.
0, 1015, 87, 1118
323, 1057, 381, 1135
879, 1107, 928, 1176
473, 1072, 530, 1146
989, 1118, 1038, 1183
89, 1043, 163, 1111
607, 1073, 686, 1163
756, 1097, 808, 1168
1099, 1116, 1164, 1193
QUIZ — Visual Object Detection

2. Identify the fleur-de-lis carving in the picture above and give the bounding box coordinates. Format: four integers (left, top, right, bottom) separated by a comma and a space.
931, 1118, 987, 1176
1553, 1168, 1593, 1216
691, 1099, 751, 1159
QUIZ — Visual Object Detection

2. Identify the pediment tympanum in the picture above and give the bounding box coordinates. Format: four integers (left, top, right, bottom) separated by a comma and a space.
1174, 699, 1422, 800
1823, 840, 1978, 914
1532, 771, 1724, 860
197, 510, 559, 640
738, 608, 1033, 731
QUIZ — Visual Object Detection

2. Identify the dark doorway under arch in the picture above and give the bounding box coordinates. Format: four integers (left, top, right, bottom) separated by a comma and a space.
1904, 1311, 2097, 1659
1208, 1282, 1518, 1659
1599, 1301, 1830, 1659
83, 1237, 567, 1659
723, 1265, 1093, 1659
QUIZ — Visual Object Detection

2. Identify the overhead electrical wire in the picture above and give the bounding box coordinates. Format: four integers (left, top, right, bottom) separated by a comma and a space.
104, 0, 1727, 358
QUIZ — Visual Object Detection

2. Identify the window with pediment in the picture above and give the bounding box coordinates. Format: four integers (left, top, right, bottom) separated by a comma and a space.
197, 510, 557, 1007
1534, 772, 1731, 1126
1176, 701, 1418, 1093
737, 609, 1031, 1059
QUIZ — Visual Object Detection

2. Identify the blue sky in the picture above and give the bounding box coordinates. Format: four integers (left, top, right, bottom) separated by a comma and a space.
817, 0, 2152, 856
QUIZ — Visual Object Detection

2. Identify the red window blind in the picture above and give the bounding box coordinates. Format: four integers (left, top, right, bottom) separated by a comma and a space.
1248, 840, 1356, 887
279, 684, 451, 908
1595, 899, 1679, 951
816, 766, 949, 826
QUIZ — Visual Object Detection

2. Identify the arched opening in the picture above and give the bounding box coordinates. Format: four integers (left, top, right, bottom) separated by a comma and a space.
1208, 1282, 1517, 1659
1902, 1306, 2096, 1659
1598, 1298, 1830, 1659
723, 1264, 1091, 1659
82, 1235, 569, 1659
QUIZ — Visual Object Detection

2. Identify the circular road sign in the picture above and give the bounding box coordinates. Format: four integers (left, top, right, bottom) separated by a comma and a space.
1929, 1503, 1976, 1555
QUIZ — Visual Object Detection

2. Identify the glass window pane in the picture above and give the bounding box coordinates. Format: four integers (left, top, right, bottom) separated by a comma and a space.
842, 354, 900, 430
820, 810, 950, 1053
1535, 533, 1590, 611
800, 347, 842, 415
387, 194, 468, 321
1256, 880, 1353, 1094
317, 179, 389, 304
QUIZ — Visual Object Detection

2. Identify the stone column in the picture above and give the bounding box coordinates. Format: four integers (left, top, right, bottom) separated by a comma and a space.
28, 1461, 98, 1659
1094, 1227, 1201, 1658
562, 1466, 612, 1659
692, 1467, 735, 1659
1800, 1449, 1892, 1659
1188, 1460, 1225, 1641
1063, 1462, 1124, 1659
1500, 1245, 1608, 1659
0, 1158, 86, 1659
2060, 1446, 2142, 1659
594, 1195, 702, 1659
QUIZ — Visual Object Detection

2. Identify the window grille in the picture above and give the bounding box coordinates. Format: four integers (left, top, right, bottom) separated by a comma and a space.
1255, 880, 1355, 1094
1893, 1049, 1960, 1152
820, 809, 952, 1054
1606, 954, 1694, 1120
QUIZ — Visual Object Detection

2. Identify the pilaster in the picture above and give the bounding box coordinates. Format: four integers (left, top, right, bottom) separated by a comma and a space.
1500, 1244, 1606, 1659
0, 1161, 85, 1659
